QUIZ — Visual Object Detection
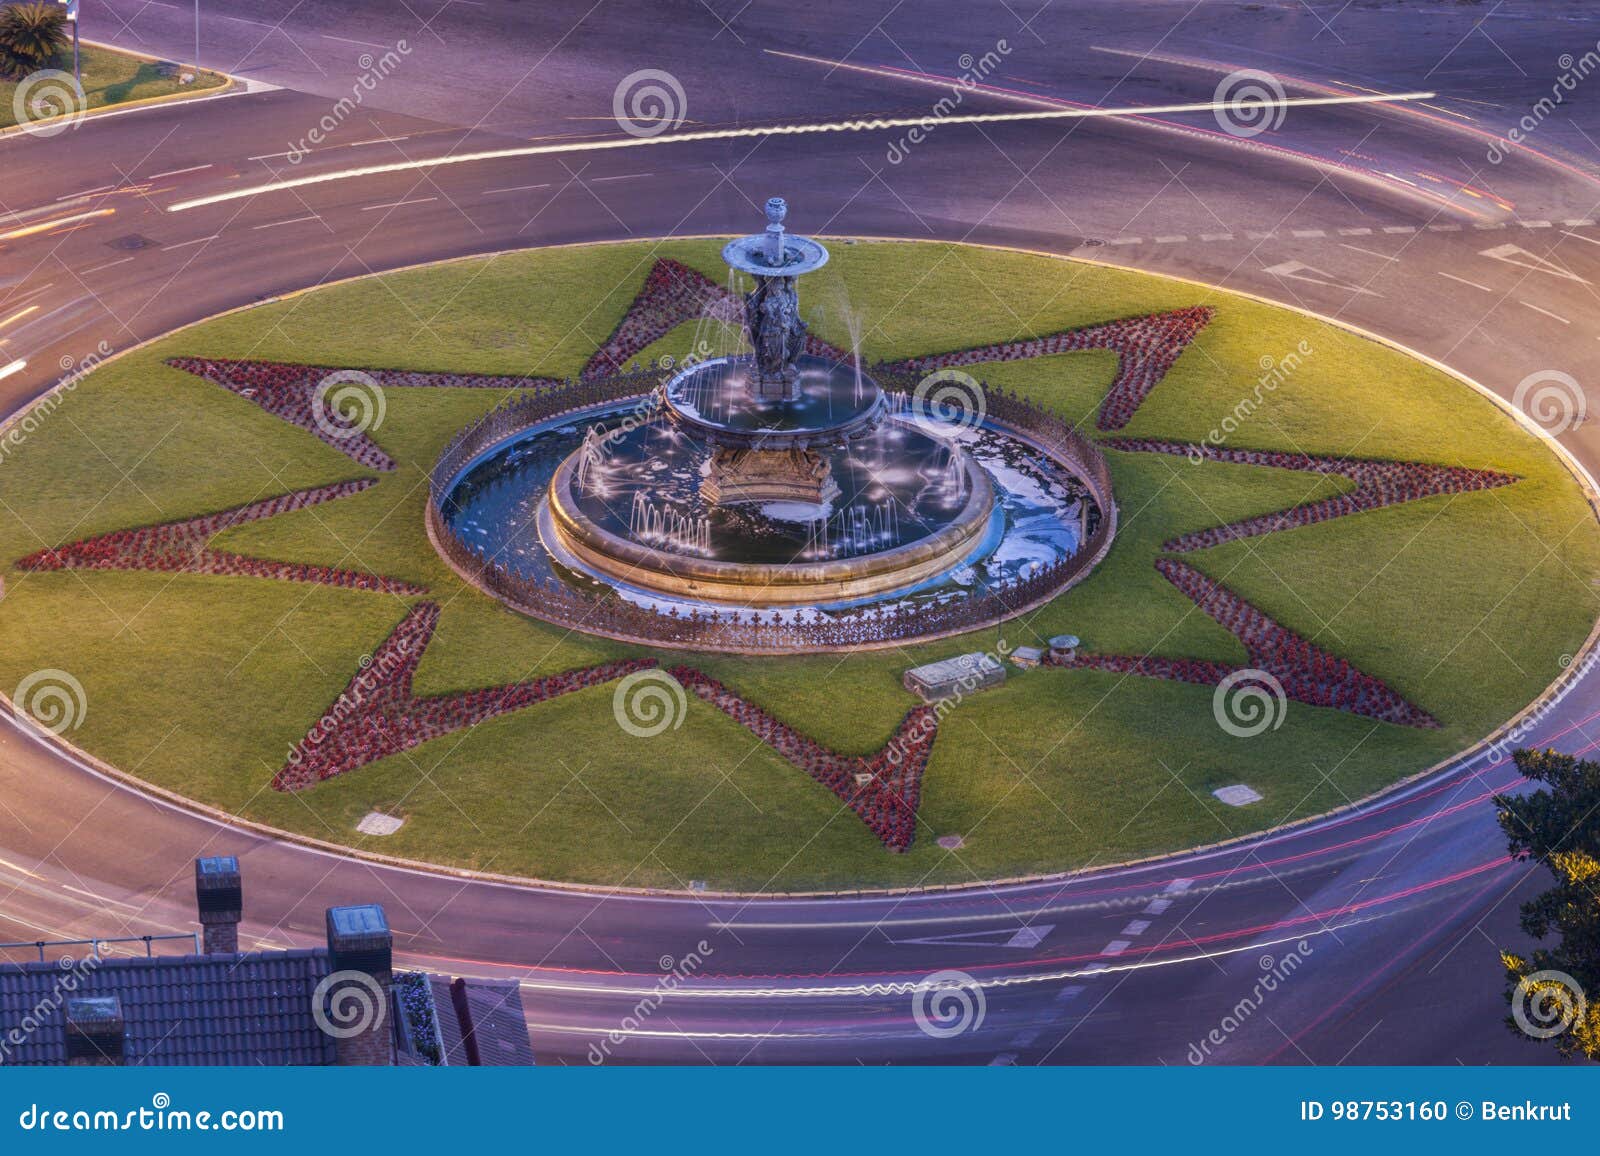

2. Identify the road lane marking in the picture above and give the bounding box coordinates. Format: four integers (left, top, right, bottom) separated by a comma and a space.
1519, 299, 1571, 324
1121, 919, 1152, 936
1437, 270, 1492, 292
1480, 242, 1589, 283
1163, 878, 1194, 894
1100, 939, 1131, 956
483, 182, 552, 195
322, 33, 391, 48
161, 234, 220, 251
0, 359, 27, 380
1154, 234, 1187, 243
1337, 227, 1372, 235
147, 164, 212, 179
80, 256, 134, 275
1004, 924, 1051, 948
360, 197, 438, 211
1142, 898, 1172, 915
1199, 232, 1233, 241
1560, 229, 1600, 247
1339, 243, 1397, 261
253, 214, 322, 229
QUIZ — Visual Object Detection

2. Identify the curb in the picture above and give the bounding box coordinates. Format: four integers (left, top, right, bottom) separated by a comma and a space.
1, 234, 1597, 900
0, 40, 248, 142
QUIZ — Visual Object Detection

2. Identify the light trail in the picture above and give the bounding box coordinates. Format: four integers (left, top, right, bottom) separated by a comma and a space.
0, 207, 115, 242
164, 91, 1436, 213
0, 359, 27, 381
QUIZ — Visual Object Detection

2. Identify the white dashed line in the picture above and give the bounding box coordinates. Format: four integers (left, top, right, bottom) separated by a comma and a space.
1199, 232, 1234, 241
1563, 219, 1596, 227
1054, 985, 1086, 1002
147, 164, 212, 179
322, 33, 390, 48
1382, 225, 1415, 234
591, 172, 653, 182
1437, 270, 1492, 292
1004, 925, 1051, 949
252, 214, 321, 229
1339, 243, 1398, 261
1106, 237, 1142, 245
1560, 229, 1600, 247
1291, 229, 1325, 238
1163, 878, 1195, 895
1522, 219, 1553, 228
1154, 234, 1188, 243
483, 182, 552, 195
1518, 300, 1570, 324
1121, 919, 1152, 936
79, 256, 134, 275
1426, 223, 1462, 232
1142, 898, 1172, 915
1336, 227, 1373, 236
360, 197, 439, 211
1100, 940, 1131, 956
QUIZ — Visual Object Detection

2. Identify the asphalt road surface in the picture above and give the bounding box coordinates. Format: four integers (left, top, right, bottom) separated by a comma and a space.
3, 1, 1599, 1064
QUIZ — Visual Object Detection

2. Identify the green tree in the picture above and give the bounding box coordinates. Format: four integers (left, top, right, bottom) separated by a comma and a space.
1495, 748, 1600, 1060
0, 2, 69, 77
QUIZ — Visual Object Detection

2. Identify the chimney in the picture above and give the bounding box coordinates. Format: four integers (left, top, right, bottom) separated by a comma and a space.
194, 856, 242, 954
325, 904, 393, 1066
64, 995, 125, 1066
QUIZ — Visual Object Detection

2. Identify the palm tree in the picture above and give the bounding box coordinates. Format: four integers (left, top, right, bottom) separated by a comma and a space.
0, 2, 70, 78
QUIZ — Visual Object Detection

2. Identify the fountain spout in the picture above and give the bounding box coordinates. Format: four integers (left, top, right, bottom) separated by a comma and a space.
723, 196, 829, 402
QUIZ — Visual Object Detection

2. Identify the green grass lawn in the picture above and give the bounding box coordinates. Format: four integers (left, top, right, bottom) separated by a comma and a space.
1, 239, 1595, 891
0, 44, 226, 130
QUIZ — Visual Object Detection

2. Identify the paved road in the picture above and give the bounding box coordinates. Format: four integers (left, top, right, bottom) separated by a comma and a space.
3, 4, 1599, 1064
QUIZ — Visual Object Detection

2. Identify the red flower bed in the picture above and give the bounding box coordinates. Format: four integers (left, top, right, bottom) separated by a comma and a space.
16, 480, 425, 594
167, 357, 563, 472
583, 258, 849, 378
274, 602, 657, 790
669, 666, 937, 851
877, 306, 1214, 430
1051, 558, 1437, 728
1106, 439, 1519, 551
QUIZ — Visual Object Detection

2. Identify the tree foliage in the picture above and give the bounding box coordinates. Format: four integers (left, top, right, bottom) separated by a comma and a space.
0, 2, 69, 77
1495, 748, 1600, 1060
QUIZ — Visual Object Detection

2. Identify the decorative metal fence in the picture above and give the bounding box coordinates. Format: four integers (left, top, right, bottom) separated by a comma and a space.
426, 371, 1117, 654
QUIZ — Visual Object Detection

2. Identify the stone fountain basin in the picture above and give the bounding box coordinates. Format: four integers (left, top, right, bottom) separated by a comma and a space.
663, 355, 886, 450
544, 451, 997, 606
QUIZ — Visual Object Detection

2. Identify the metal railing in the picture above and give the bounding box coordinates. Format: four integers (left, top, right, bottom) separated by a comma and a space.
0, 932, 201, 964
426, 371, 1118, 654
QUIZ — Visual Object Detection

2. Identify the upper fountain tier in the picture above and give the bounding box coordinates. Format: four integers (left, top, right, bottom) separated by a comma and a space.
720, 195, 831, 278
663, 355, 885, 452
663, 196, 885, 452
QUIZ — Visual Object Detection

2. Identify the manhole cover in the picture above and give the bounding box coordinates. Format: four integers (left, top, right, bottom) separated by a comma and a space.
106, 234, 156, 251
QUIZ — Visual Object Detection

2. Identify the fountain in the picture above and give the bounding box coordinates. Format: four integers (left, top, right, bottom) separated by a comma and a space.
441, 197, 1108, 622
